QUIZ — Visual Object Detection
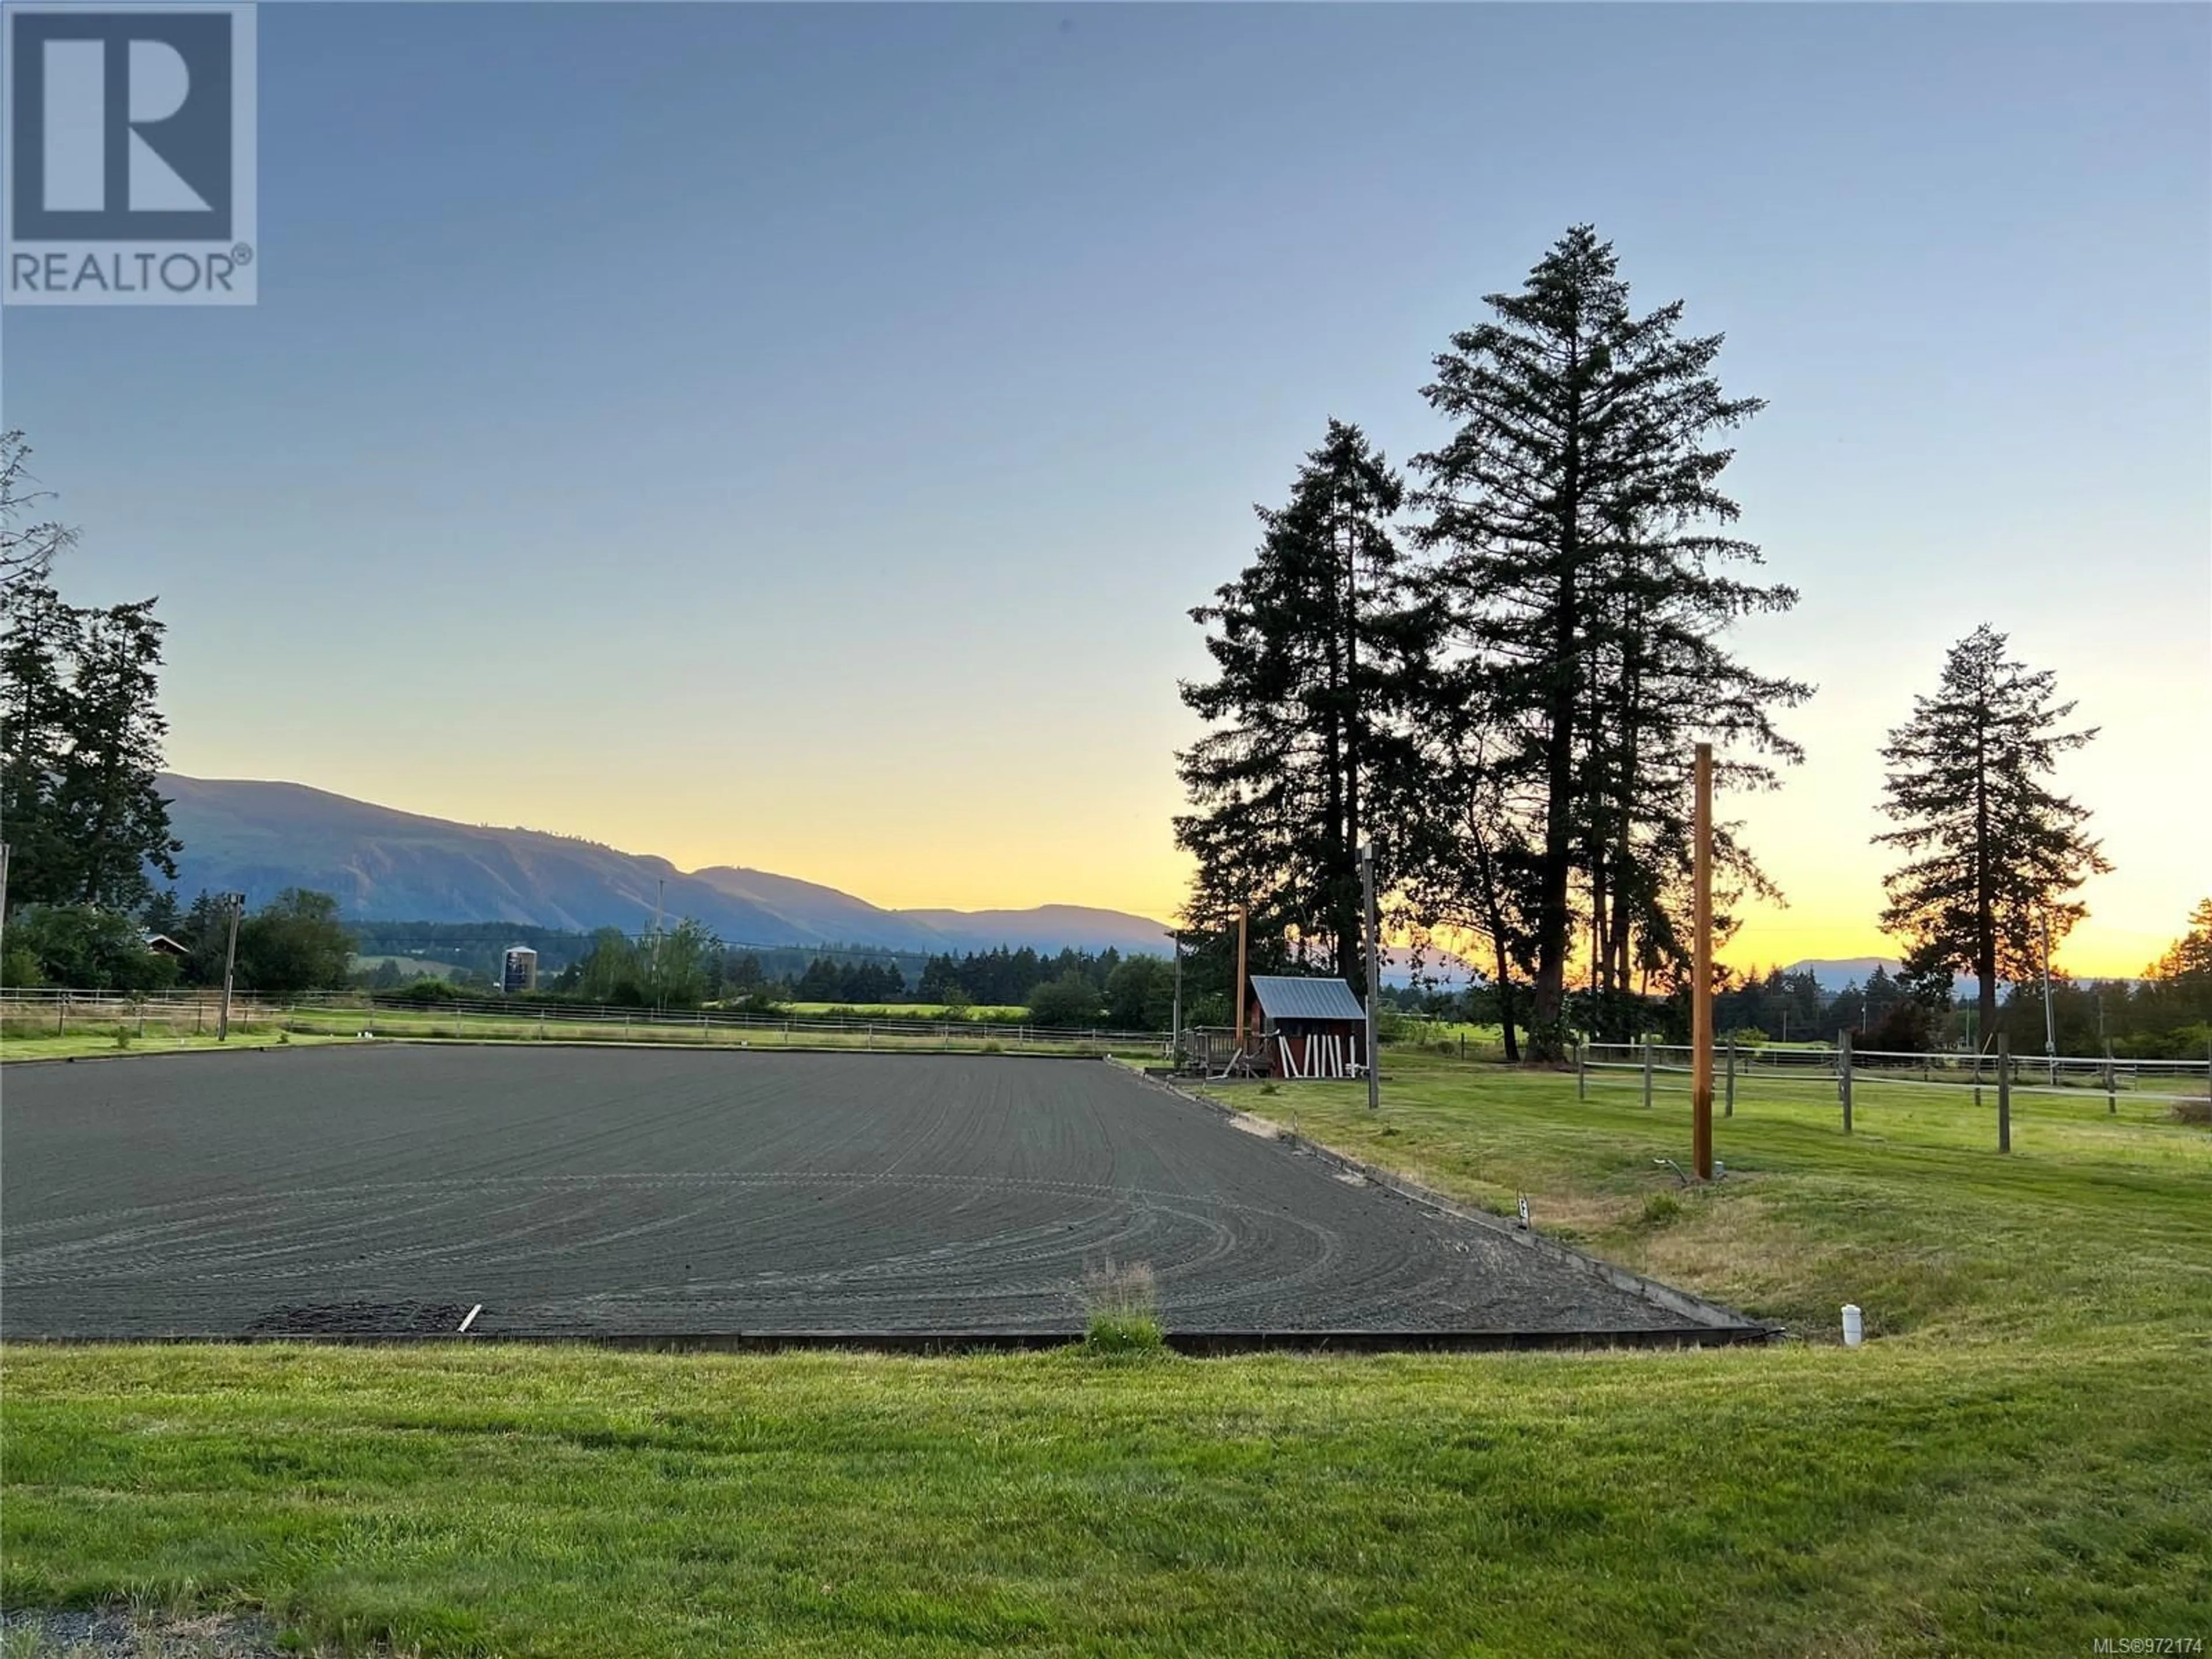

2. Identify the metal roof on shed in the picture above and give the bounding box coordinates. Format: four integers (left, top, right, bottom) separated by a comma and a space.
1248, 975, 1367, 1022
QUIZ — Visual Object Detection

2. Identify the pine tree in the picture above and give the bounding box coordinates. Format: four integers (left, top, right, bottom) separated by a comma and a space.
2146, 899, 2212, 984
1577, 517, 1806, 1036
51, 597, 180, 912
1, 581, 180, 913
0, 578, 78, 910
1177, 419, 1437, 986
1410, 225, 1804, 1056
1874, 624, 2110, 1046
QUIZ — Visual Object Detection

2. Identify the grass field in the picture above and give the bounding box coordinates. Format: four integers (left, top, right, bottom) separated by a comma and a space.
349, 956, 467, 982
779, 1002, 1031, 1021
0, 1002, 1158, 1063
4, 1050, 2207, 1655
0, 1028, 354, 1063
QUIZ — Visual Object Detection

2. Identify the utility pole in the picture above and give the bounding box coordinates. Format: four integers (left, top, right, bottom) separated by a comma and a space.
1361, 840, 1380, 1113
1691, 744, 1715, 1179
1168, 929, 1183, 1071
1233, 903, 1249, 1058
217, 892, 245, 1041
651, 877, 666, 1013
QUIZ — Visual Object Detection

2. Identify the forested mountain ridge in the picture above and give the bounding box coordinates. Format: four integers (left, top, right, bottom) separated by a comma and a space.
157, 775, 1172, 955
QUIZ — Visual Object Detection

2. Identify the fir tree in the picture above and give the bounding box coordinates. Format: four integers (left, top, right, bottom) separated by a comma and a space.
1, 581, 180, 914
2146, 899, 2212, 984
1410, 225, 1804, 1055
51, 597, 179, 912
1874, 624, 2109, 1045
1177, 419, 1437, 986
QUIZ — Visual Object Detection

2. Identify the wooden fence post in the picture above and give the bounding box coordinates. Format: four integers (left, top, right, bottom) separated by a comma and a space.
1577, 1039, 1587, 1100
1839, 1031, 1853, 1134
2105, 1041, 2116, 1115
1724, 1035, 1736, 1119
1641, 1037, 1654, 1110
1995, 1033, 2012, 1152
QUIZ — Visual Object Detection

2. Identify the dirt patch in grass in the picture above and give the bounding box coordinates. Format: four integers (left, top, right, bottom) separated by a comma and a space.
1, 1607, 285, 1657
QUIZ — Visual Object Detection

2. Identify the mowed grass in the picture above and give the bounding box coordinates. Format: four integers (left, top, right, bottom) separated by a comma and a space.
1207, 1051, 2212, 1344
1, 1005, 1156, 1064
779, 1002, 1031, 1021
5, 1052, 2209, 1656
0, 1027, 356, 1063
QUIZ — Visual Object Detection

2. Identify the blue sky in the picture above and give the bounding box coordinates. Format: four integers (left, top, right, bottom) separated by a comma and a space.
3, 3, 2206, 972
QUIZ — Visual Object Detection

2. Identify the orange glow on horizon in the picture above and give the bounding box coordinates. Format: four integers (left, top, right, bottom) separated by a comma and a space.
177, 734, 2198, 987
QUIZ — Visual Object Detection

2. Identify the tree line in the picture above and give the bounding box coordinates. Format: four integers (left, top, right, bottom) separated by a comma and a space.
1175, 225, 2128, 1061
535, 937, 1185, 1030
3, 885, 357, 998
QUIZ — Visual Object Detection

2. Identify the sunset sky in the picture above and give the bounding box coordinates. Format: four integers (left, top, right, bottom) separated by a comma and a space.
3, 5, 2204, 978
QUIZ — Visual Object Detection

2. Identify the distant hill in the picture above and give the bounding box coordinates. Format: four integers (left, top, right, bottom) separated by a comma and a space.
1784, 957, 1904, 994
1783, 956, 1992, 1001
156, 775, 1173, 957
900, 906, 1172, 957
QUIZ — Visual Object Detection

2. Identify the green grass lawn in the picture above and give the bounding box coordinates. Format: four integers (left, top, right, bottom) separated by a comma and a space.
1378, 1017, 1506, 1052
5, 1051, 2208, 1656
778, 1002, 1031, 1021
0, 1028, 357, 1063
1, 1005, 1154, 1063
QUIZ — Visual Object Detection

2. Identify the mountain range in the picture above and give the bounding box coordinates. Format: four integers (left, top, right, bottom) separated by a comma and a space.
156, 775, 1175, 958
154, 778, 1985, 992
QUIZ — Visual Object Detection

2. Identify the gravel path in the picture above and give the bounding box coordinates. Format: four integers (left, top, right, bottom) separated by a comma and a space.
2, 1046, 1733, 1339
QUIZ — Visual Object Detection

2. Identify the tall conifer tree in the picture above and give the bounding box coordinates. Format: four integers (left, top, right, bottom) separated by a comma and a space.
1410, 226, 1803, 1055
1, 441, 180, 915
1874, 624, 2108, 1044
1177, 420, 1437, 985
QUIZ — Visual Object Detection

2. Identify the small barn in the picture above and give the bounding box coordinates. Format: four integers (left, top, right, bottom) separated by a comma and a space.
1247, 975, 1369, 1080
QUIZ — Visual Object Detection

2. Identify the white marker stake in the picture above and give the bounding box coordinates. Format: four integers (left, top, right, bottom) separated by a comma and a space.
457, 1303, 482, 1334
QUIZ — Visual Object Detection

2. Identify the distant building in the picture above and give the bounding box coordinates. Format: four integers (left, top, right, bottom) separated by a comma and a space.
501, 946, 539, 994
143, 933, 192, 960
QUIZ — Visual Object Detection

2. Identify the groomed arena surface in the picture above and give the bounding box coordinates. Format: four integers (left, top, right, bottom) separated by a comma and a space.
1, 1046, 1766, 1346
